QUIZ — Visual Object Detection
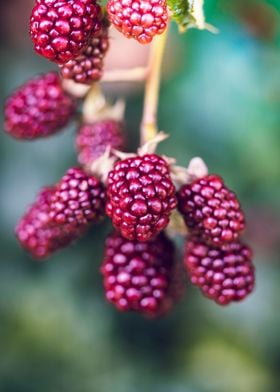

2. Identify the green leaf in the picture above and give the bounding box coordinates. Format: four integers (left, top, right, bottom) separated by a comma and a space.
167, 0, 217, 33
167, 0, 192, 32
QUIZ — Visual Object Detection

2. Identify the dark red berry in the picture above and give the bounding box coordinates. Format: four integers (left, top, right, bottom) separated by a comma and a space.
16, 187, 82, 259
60, 20, 109, 84
30, 0, 102, 64
106, 154, 177, 242
184, 236, 255, 305
177, 174, 245, 246
107, 0, 168, 44
76, 119, 125, 165
101, 231, 180, 316
50, 167, 106, 227
4, 72, 76, 140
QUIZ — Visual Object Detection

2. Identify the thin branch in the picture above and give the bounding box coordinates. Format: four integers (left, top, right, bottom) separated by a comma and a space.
140, 29, 168, 145
63, 67, 149, 98
102, 67, 148, 82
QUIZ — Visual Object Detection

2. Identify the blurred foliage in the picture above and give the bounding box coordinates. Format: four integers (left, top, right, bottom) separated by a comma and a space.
0, 0, 280, 391
167, 0, 191, 32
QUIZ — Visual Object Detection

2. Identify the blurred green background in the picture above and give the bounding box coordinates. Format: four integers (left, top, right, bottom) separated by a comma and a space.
0, 1, 280, 391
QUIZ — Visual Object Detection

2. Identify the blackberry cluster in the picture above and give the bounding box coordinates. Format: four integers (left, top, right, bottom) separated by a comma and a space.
106, 154, 177, 242
3, 0, 256, 317
4, 72, 76, 140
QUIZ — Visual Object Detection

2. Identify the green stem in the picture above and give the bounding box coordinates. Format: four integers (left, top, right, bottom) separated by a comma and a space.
140, 29, 168, 145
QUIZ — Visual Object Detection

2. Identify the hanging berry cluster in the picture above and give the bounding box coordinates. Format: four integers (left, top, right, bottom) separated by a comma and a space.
3, 0, 255, 317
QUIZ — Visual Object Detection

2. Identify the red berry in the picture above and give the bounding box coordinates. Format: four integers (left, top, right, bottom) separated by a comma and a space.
106, 154, 177, 241
76, 120, 125, 165
4, 72, 76, 140
60, 20, 109, 84
30, 0, 102, 64
177, 175, 245, 246
101, 231, 181, 316
107, 0, 168, 44
184, 236, 255, 305
50, 167, 106, 227
16, 187, 82, 259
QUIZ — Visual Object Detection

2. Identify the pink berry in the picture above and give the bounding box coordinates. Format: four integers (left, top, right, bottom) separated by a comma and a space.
184, 236, 255, 305
178, 174, 245, 246
106, 154, 177, 241
107, 0, 168, 44
16, 187, 82, 259
76, 119, 125, 165
30, 0, 102, 64
4, 72, 76, 140
101, 231, 182, 316
50, 167, 106, 228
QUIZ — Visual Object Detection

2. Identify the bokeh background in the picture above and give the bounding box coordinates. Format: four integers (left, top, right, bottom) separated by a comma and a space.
1, 1, 280, 391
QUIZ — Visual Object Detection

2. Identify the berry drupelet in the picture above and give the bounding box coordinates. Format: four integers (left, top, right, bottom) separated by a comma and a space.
76, 119, 125, 165
60, 20, 110, 84
30, 0, 102, 64
184, 236, 255, 305
4, 72, 76, 140
50, 167, 106, 228
107, 0, 168, 44
106, 154, 177, 242
101, 231, 180, 316
16, 187, 82, 259
177, 174, 245, 246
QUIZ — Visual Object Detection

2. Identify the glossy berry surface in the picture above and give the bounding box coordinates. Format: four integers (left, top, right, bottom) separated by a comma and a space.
16, 187, 81, 259
30, 0, 102, 64
50, 167, 106, 227
76, 120, 125, 165
107, 0, 168, 44
60, 21, 109, 84
106, 154, 177, 241
101, 231, 179, 316
178, 174, 245, 246
4, 72, 76, 140
184, 236, 255, 305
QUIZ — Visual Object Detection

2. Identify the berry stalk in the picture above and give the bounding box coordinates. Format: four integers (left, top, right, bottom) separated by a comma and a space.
141, 28, 168, 145
82, 83, 106, 123
102, 67, 148, 82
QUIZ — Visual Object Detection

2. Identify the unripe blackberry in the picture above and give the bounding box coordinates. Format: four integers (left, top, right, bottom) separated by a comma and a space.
76, 119, 125, 165
16, 187, 82, 259
178, 174, 245, 246
106, 154, 177, 242
50, 167, 106, 228
4, 72, 76, 140
184, 236, 255, 305
107, 0, 168, 44
60, 21, 109, 84
30, 0, 102, 64
101, 231, 179, 316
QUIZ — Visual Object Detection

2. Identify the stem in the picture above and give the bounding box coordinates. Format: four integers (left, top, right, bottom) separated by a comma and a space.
82, 83, 106, 123
63, 67, 148, 97
102, 67, 148, 82
140, 28, 168, 145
